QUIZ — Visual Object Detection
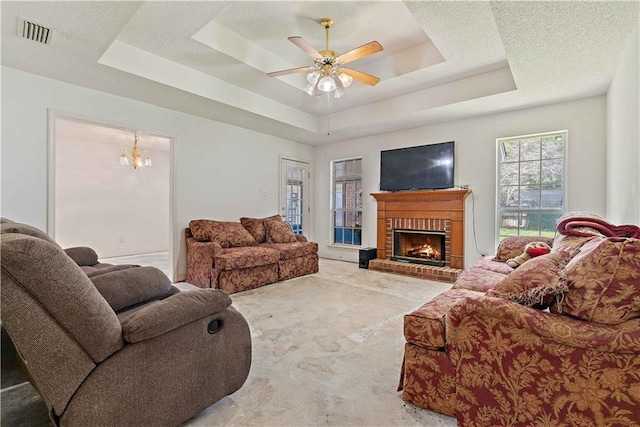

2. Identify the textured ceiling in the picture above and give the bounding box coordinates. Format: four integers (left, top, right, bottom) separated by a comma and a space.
1, 1, 638, 145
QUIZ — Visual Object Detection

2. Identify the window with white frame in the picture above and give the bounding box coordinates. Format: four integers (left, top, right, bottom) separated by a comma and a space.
331, 158, 362, 246
497, 131, 566, 241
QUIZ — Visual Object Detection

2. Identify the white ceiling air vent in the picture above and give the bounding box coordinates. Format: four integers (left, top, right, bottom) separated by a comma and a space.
17, 17, 53, 44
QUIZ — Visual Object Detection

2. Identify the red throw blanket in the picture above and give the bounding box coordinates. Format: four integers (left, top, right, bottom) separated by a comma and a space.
557, 216, 640, 238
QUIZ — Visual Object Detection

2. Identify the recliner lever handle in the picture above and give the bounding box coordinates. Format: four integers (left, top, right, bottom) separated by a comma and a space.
207, 318, 224, 334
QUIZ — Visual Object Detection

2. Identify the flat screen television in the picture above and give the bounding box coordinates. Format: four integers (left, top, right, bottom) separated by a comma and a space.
380, 141, 454, 191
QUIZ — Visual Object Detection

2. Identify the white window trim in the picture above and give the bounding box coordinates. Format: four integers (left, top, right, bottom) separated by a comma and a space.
495, 130, 568, 246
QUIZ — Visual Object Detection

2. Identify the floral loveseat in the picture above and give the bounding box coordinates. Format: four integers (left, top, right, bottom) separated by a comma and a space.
398, 216, 640, 426
186, 215, 318, 293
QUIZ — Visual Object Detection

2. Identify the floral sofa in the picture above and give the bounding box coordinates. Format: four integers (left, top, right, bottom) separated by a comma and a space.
398, 217, 640, 426
186, 215, 319, 293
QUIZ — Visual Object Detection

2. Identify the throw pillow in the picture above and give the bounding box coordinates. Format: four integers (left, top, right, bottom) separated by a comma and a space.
488, 251, 574, 309
240, 214, 282, 243
265, 218, 297, 243
189, 219, 256, 248
559, 237, 640, 325
493, 236, 554, 262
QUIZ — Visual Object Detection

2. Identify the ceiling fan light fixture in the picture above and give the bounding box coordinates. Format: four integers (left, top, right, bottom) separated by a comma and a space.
307, 70, 320, 84
318, 75, 336, 92
334, 85, 344, 98
304, 82, 318, 96
338, 72, 353, 88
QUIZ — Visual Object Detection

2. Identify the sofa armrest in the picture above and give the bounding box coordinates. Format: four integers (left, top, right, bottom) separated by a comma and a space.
295, 235, 308, 243
186, 236, 223, 287
121, 289, 231, 343
64, 246, 99, 266
446, 295, 640, 353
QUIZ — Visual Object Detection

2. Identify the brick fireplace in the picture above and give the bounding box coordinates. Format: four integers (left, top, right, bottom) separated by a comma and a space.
369, 189, 470, 283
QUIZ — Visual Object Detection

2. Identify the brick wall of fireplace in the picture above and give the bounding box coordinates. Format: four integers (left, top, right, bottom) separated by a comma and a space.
369, 189, 470, 283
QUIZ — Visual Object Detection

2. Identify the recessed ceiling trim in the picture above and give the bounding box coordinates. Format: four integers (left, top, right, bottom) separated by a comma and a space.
192, 20, 305, 90
326, 66, 517, 132
98, 40, 319, 133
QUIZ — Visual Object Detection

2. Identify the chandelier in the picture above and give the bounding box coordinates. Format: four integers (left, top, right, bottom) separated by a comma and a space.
119, 134, 152, 170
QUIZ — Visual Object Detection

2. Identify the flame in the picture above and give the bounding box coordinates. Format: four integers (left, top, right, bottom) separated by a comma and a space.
407, 239, 441, 259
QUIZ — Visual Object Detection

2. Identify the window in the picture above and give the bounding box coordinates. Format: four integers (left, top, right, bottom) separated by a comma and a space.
497, 131, 566, 241
331, 158, 362, 246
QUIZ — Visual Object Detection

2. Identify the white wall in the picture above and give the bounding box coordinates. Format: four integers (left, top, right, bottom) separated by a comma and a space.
55, 118, 170, 257
1, 66, 313, 280
607, 22, 640, 225
313, 96, 607, 267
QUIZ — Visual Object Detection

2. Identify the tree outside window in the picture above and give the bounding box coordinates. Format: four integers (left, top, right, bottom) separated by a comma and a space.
497, 131, 566, 241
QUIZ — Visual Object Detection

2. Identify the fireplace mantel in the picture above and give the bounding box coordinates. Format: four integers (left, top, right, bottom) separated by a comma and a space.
371, 189, 471, 269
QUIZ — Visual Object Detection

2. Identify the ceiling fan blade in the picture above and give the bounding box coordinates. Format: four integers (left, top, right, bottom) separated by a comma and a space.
267, 66, 313, 78
342, 68, 381, 86
288, 36, 323, 60
336, 41, 383, 64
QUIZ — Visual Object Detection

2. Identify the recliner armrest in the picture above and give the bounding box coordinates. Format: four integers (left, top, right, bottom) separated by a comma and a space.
64, 246, 99, 266
121, 289, 231, 343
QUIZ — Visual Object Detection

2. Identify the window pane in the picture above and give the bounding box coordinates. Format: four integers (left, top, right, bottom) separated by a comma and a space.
520, 161, 540, 186
522, 212, 540, 235
500, 162, 519, 186
500, 141, 519, 162
334, 227, 344, 244
541, 135, 564, 160
541, 159, 563, 187
520, 186, 540, 208
499, 212, 520, 237
540, 212, 560, 237
520, 137, 541, 161
500, 186, 519, 209
334, 211, 343, 227
541, 187, 563, 208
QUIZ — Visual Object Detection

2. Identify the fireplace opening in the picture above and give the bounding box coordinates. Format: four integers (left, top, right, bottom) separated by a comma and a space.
392, 229, 446, 266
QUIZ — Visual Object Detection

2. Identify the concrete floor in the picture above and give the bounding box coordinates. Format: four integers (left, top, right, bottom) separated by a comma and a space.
2, 258, 458, 426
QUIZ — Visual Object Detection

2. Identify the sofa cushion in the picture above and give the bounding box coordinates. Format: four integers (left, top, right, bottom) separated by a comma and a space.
471, 257, 515, 275
215, 246, 279, 270
82, 264, 140, 278
488, 251, 573, 308
189, 220, 256, 248
90, 266, 179, 313
560, 237, 640, 325
265, 218, 297, 243
240, 215, 282, 243
404, 288, 484, 349
453, 267, 507, 292
493, 236, 554, 262
261, 241, 319, 260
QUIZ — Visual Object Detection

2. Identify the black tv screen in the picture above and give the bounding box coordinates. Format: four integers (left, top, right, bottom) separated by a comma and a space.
380, 141, 454, 191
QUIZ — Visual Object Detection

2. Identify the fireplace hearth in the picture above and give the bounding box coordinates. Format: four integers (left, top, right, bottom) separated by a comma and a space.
392, 229, 446, 266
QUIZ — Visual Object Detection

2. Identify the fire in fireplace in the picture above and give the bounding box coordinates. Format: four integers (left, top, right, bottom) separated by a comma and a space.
392, 229, 446, 266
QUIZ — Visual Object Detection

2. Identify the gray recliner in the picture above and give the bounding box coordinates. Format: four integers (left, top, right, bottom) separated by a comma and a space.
1, 232, 252, 426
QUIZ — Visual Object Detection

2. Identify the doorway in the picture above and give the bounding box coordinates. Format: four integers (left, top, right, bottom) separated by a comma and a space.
48, 112, 174, 279
279, 158, 310, 236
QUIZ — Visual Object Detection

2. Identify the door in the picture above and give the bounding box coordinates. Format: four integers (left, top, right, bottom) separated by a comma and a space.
279, 158, 310, 236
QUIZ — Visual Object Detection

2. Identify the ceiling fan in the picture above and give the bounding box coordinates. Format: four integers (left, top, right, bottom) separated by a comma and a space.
267, 18, 383, 97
